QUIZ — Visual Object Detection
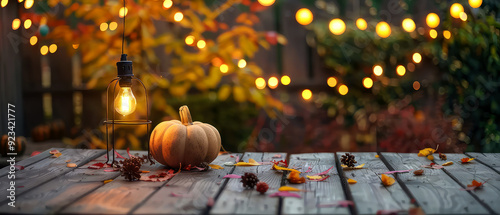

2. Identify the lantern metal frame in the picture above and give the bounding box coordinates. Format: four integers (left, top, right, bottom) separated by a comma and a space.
104, 54, 151, 165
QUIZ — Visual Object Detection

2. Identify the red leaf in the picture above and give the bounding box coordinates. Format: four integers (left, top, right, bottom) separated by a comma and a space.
31, 151, 41, 157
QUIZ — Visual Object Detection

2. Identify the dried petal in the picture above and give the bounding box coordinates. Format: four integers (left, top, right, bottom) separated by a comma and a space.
347, 178, 357, 184
413, 169, 424, 176
209, 164, 224, 169
278, 186, 304, 192
311, 166, 334, 176
442, 161, 453, 166
222, 174, 241, 179
381, 174, 395, 186
103, 179, 113, 184
67, 163, 77, 168
461, 158, 474, 163
341, 163, 365, 169
273, 164, 300, 173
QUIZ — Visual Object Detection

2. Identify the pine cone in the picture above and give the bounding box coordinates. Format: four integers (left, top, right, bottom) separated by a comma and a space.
241, 172, 259, 189
120, 156, 146, 181
256, 182, 269, 194
340, 153, 357, 167
439, 152, 447, 160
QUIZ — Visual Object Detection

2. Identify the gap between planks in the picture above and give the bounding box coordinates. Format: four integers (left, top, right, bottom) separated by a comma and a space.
334, 153, 358, 215
464, 152, 500, 175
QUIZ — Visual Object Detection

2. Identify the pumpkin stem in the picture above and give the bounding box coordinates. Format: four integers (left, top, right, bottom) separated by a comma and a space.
179, 105, 193, 125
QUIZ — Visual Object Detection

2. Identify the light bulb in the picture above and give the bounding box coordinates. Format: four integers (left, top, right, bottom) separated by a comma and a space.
114, 87, 137, 116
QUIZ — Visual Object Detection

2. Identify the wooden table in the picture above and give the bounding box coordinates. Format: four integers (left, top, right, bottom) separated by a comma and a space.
0, 149, 499, 214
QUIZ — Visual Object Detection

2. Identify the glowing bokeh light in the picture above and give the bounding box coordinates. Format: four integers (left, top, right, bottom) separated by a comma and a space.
402, 18, 416, 32
302, 89, 312, 100
295, 8, 313, 25
255, 77, 266, 89
356, 18, 367, 30
281, 75, 291, 85
426, 13, 440, 28
327, 77, 337, 87
363, 77, 373, 88
329, 19, 346, 35
376, 21, 391, 38
396, 65, 406, 76
373, 65, 383, 76
412, 53, 422, 64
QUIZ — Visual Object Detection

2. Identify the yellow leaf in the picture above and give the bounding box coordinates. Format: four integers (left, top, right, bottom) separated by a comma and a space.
209, 164, 224, 169
375, 155, 380, 158
103, 179, 113, 184
442, 161, 453, 166
273, 164, 301, 173
306, 175, 324, 180
427, 155, 434, 161
347, 178, 357, 184
381, 174, 395, 186
341, 163, 365, 169
417, 148, 436, 157
278, 186, 304, 192
234, 158, 260, 166
461, 158, 475, 163
52, 153, 62, 158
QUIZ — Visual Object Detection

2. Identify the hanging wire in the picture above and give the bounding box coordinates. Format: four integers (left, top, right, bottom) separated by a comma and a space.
121, 0, 125, 54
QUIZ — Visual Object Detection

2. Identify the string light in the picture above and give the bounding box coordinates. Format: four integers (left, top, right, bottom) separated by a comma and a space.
174, 12, 183, 22
268, 77, 278, 89
327, 77, 337, 87
443, 30, 451, 39
413, 81, 421, 90
460, 12, 467, 21
185, 35, 195, 45
373, 65, 383, 76
212, 57, 223, 67
356, 18, 367, 30
426, 13, 440, 28
469, 0, 482, 8
255, 77, 266, 89
29, 36, 37, 45
412, 53, 422, 64
338, 85, 348, 95
363, 77, 373, 88
24, 0, 33, 9
197, 40, 206, 49
429, 29, 438, 39
376, 21, 391, 38
238, 59, 247, 68
119, 7, 128, 18
220, 64, 229, 73
257, 0, 274, 6
163, 0, 173, 9
72, 44, 79, 49
49, 44, 57, 53
18, 0, 22, 2
24, 19, 32, 29
40, 45, 48, 55
109, 22, 118, 31
450, 3, 464, 19
12, 19, 21, 30
302, 89, 312, 100
1, 0, 7, 7
295, 8, 313, 25
100, 22, 108, 31
281, 75, 291, 85
329, 19, 345, 35
402, 18, 416, 32
396, 65, 406, 76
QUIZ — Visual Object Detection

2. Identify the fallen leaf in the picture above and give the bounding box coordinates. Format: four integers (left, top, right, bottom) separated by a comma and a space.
381, 174, 395, 186
273, 164, 300, 173
307, 175, 330, 181
234, 158, 260, 166
14, 165, 24, 170
52, 152, 62, 158
375, 155, 380, 158
310, 165, 334, 176
31, 151, 41, 157
141, 170, 150, 173
278, 186, 304, 192
413, 169, 424, 175
67, 163, 77, 168
103, 179, 113, 184
461, 157, 474, 163
417, 148, 436, 157
347, 178, 357, 184
383, 169, 413, 174
269, 191, 301, 198
271, 160, 288, 169
318, 200, 354, 208
88, 162, 106, 169
467, 179, 485, 189
421, 163, 443, 169
427, 155, 434, 161
209, 164, 224, 169
222, 174, 241, 179
49, 149, 61, 155
341, 163, 365, 169
442, 161, 453, 166
306, 175, 324, 180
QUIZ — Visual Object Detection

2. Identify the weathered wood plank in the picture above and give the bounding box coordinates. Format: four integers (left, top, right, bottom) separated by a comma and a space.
0, 150, 138, 214
0, 149, 104, 205
434, 153, 500, 214
465, 153, 500, 174
382, 153, 489, 214
282, 153, 349, 215
210, 152, 286, 215
132, 153, 241, 214
60, 155, 171, 214
338, 152, 411, 214
0, 148, 65, 177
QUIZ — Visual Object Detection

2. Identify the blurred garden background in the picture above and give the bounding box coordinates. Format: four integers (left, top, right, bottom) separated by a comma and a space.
1, 0, 500, 160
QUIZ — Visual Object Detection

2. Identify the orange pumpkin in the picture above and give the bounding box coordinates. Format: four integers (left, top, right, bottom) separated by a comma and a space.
150, 105, 221, 168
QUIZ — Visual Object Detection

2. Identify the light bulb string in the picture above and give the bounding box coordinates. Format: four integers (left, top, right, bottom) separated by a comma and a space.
121, 0, 125, 55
